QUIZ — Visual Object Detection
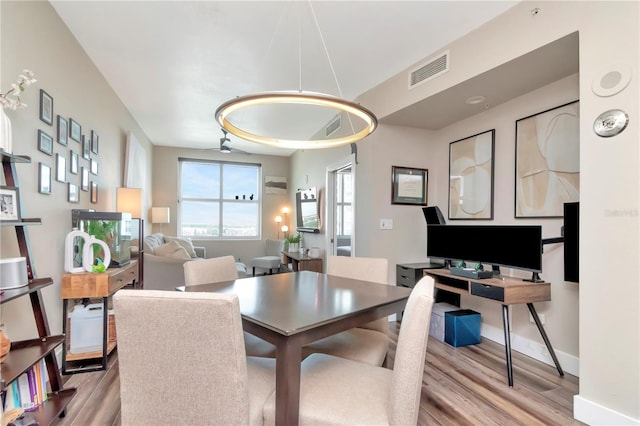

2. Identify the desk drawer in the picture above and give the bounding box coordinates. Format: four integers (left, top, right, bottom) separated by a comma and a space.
396, 265, 422, 288
397, 273, 417, 288
470, 282, 504, 302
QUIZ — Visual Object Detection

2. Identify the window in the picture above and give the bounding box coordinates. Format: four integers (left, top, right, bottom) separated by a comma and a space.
179, 159, 260, 239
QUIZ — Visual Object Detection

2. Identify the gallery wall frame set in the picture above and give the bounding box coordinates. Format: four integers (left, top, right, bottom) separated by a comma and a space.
39, 89, 53, 126
391, 166, 428, 206
0, 186, 21, 222
515, 100, 580, 218
38, 163, 51, 195
448, 129, 495, 220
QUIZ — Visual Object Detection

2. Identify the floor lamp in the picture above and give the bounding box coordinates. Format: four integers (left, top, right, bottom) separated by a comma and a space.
151, 207, 171, 234
116, 187, 143, 287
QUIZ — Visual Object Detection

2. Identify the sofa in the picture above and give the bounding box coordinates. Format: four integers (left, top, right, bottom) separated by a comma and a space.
143, 233, 246, 291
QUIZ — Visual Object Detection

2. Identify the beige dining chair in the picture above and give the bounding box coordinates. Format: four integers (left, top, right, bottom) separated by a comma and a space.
263, 275, 435, 426
301, 256, 390, 366
114, 289, 276, 426
183, 255, 276, 358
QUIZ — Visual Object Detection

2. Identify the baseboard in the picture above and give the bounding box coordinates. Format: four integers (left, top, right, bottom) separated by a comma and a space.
481, 323, 580, 377
574, 395, 640, 425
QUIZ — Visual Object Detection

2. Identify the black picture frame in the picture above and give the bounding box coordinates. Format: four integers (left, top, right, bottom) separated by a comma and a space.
39, 89, 53, 125
37, 130, 53, 156
0, 186, 21, 222
91, 130, 99, 154
69, 118, 81, 143
391, 166, 428, 206
90, 159, 98, 175
57, 115, 68, 146
82, 135, 91, 160
56, 153, 66, 183
38, 163, 51, 195
90, 181, 98, 203
81, 167, 89, 191
68, 183, 79, 203
70, 150, 79, 175
448, 129, 495, 220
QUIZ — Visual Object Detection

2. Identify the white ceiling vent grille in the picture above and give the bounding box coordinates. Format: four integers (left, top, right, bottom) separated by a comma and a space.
408, 50, 449, 89
325, 115, 341, 136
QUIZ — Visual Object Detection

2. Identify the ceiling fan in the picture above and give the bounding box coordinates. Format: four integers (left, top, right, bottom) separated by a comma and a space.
214, 128, 250, 154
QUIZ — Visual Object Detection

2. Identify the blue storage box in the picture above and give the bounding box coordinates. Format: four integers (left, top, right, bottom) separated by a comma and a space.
445, 309, 481, 347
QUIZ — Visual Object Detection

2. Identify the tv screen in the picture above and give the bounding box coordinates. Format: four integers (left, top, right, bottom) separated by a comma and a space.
563, 202, 579, 282
427, 224, 542, 273
296, 188, 320, 233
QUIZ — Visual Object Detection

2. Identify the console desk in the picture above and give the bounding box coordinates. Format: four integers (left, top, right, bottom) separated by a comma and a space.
424, 268, 564, 386
281, 251, 322, 273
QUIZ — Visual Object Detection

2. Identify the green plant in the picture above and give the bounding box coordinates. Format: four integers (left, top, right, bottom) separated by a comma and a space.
285, 232, 302, 244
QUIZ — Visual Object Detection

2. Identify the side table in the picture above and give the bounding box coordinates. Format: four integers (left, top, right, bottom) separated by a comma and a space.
281, 251, 323, 272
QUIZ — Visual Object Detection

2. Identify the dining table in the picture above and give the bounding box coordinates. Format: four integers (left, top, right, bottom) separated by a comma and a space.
178, 270, 412, 426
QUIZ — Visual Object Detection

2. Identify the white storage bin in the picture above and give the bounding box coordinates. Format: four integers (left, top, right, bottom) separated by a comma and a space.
429, 302, 458, 342
69, 303, 104, 353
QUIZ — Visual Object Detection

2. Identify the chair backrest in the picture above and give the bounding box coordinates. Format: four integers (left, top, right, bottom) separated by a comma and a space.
183, 255, 238, 287
113, 289, 250, 425
327, 255, 389, 333
388, 275, 435, 426
265, 239, 284, 257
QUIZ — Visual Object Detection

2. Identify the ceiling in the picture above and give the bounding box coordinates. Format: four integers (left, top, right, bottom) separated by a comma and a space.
50, 1, 523, 156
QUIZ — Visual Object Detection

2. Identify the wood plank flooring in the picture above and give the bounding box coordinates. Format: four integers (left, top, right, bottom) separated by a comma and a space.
53, 322, 582, 426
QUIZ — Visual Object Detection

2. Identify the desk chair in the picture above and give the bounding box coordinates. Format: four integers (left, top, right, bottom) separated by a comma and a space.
114, 290, 275, 426
301, 256, 390, 366
250, 239, 284, 276
183, 255, 276, 358
263, 276, 435, 426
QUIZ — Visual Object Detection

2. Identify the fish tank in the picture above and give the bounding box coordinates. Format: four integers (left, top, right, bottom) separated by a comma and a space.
71, 210, 132, 267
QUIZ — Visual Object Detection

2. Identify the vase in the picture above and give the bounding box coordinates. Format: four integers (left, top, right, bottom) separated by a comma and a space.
0, 108, 12, 154
0, 331, 10, 363
289, 243, 299, 252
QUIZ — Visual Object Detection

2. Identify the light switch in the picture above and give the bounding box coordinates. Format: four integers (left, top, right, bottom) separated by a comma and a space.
380, 219, 393, 230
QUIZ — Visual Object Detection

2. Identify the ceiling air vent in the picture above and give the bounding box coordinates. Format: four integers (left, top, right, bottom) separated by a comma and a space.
408, 50, 449, 89
325, 115, 341, 136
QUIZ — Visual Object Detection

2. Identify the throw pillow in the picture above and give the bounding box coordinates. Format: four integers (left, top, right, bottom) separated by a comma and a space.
154, 240, 191, 260
164, 236, 198, 258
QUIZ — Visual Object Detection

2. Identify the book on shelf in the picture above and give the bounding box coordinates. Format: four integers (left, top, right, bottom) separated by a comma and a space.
2, 362, 50, 412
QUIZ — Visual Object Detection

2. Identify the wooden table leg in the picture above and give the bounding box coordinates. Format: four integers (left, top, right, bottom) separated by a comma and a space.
275, 337, 302, 426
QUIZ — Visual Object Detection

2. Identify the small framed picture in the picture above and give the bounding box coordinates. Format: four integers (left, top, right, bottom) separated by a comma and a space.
38, 163, 52, 195
81, 167, 89, 191
56, 153, 66, 182
70, 150, 79, 175
68, 183, 79, 203
391, 166, 429, 206
57, 115, 68, 146
39, 89, 53, 125
69, 118, 81, 142
90, 159, 98, 175
90, 181, 98, 203
37, 130, 53, 156
91, 130, 99, 154
82, 135, 91, 160
0, 186, 20, 222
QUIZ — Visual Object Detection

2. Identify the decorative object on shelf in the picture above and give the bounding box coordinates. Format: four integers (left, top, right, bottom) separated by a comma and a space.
593, 109, 629, 137
0, 330, 10, 363
515, 100, 579, 218
37, 129, 53, 155
285, 232, 302, 252
0, 186, 20, 221
0, 257, 28, 289
391, 166, 428, 206
214, 3, 376, 150
38, 162, 51, 194
448, 129, 495, 220
64, 229, 111, 273
57, 115, 68, 145
69, 118, 81, 142
39, 89, 53, 125
0, 70, 37, 154
308, 247, 321, 258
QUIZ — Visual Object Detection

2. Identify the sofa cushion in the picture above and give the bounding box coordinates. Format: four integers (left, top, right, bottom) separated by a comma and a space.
164, 235, 198, 258
143, 233, 165, 254
154, 241, 191, 260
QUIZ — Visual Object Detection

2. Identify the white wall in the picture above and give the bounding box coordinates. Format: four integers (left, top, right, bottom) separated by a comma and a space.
1, 2, 153, 340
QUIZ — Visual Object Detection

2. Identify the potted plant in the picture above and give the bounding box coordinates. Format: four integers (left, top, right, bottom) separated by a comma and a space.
285, 232, 302, 252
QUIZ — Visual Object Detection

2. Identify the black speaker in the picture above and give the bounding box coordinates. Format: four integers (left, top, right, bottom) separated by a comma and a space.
563, 202, 579, 282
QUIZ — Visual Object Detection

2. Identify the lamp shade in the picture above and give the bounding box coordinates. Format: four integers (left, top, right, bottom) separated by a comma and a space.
151, 207, 170, 224
116, 188, 142, 218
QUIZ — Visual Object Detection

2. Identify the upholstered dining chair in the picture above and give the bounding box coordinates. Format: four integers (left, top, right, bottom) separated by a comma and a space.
263, 275, 435, 426
183, 255, 276, 358
114, 290, 275, 426
301, 256, 390, 366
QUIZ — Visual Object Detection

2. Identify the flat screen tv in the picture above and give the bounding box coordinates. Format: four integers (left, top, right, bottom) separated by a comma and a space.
563, 202, 579, 282
427, 224, 543, 278
296, 187, 320, 233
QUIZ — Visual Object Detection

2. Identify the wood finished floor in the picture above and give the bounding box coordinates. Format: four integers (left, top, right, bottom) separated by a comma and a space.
53, 322, 582, 426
